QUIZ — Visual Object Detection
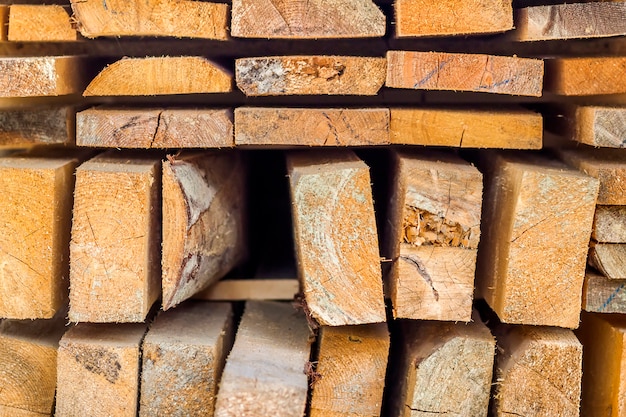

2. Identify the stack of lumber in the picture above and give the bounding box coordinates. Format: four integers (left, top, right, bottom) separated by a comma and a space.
1, 0, 626, 416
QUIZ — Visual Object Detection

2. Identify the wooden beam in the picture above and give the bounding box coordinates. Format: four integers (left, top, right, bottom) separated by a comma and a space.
385, 150, 482, 322
70, 0, 228, 39
69, 152, 161, 323
193, 278, 300, 301
231, 0, 385, 38
235, 107, 390, 147
77, 107, 233, 148
0, 56, 84, 97
515, 2, 626, 42
140, 301, 235, 416
162, 151, 247, 309
568, 105, 626, 148
493, 326, 582, 417
310, 323, 389, 417
593, 205, 626, 242
546, 57, 626, 96
214, 301, 311, 417
55, 322, 147, 417
0, 106, 73, 148
236, 56, 386, 96
8, 5, 77, 42
0, 6, 7, 41
387, 313, 494, 417
582, 270, 626, 313
386, 51, 544, 96
589, 242, 626, 279
476, 153, 599, 328
287, 150, 386, 326
395, 0, 513, 37
390, 107, 542, 148
84, 56, 232, 96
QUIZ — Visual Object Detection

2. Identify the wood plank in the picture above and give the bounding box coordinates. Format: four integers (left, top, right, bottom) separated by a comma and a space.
589, 242, 626, 279
84, 56, 232, 96
568, 105, 626, 148
395, 0, 513, 37
77, 107, 233, 148
193, 278, 300, 301
476, 153, 599, 328
235, 107, 390, 147
492, 326, 582, 417
69, 152, 161, 323
55, 322, 147, 417
386, 51, 544, 96
387, 313, 495, 417
515, 2, 626, 42
385, 150, 482, 322
70, 0, 228, 39
0, 6, 7, 41
140, 301, 235, 417
214, 301, 311, 417
0, 309, 67, 417
309, 323, 389, 417
593, 205, 626, 242
582, 270, 626, 313
0, 56, 84, 97
390, 107, 542, 148
8, 5, 77, 42
287, 150, 386, 326
546, 57, 626, 96
0, 106, 73, 148
236, 56, 386, 96
231, 0, 385, 38
162, 151, 247, 309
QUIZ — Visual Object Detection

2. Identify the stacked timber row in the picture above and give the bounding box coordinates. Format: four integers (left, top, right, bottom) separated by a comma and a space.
0, 0, 625, 416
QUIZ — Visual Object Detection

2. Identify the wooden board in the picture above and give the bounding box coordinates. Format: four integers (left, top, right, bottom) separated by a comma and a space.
589, 242, 626, 279
287, 150, 386, 326
493, 326, 582, 417
395, 0, 513, 37
385, 150, 482, 322
0, 6, 7, 41
476, 153, 599, 328
236, 56, 386, 96
515, 2, 626, 42
84, 56, 232, 96
593, 205, 626, 242
386, 51, 544, 96
214, 301, 311, 417
309, 323, 389, 417
162, 151, 247, 309
77, 107, 233, 148
8, 5, 77, 42
569, 105, 626, 148
390, 107, 542, 149
140, 301, 235, 417
582, 270, 626, 313
387, 314, 495, 417
546, 57, 626, 96
55, 322, 147, 417
231, 0, 385, 38
69, 152, 161, 323
70, 0, 228, 39
0, 106, 73, 148
193, 279, 300, 301
0, 56, 83, 97
235, 108, 390, 147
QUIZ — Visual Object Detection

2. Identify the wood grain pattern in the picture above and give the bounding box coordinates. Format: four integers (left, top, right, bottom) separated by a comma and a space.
193, 279, 300, 301
593, 205, 626, 242
0, 107, 73, 147
8, 5, 76, 42
546, 56, 626, 96
582, 271, 626, 313
0, 56, 83, 97
570, 106, 626, 148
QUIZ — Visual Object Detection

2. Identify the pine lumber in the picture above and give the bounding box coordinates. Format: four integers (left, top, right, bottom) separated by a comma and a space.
593, 205, 626, 242
394, 0, 513, 37
577, 312, 626, 416
0, 309, 67, 417
390, 107, 542, 148
582, 270, 626, 313
231, 0, 385, 38
77, 107, 234, 148
386, 51, 544, 96
70, 0, 228, 40
287, 151, 386, 326
385, 150, 483, 322
0, 56, 83, 97
8, 5, 77, 42
568, 105, 626, 148
55, 322, 147, 417
546, 56, 626, 96
0, 106, 73, 148
69, 152, 161, 323
387, 313, 495, 417
309, 323, 389, 417
140, 301, 234, 417
492, 326, 582, 417
213, 301, 311, 417
589, 242, 626, 279
476, 153, 599, 328
193, 278, 300, 301
162, 151, 247, 309
84, 56, 232, 96
515, 2, 626, 42
235, 107, 390, 147
0, 6, 7, 41
236, 56, 386, 96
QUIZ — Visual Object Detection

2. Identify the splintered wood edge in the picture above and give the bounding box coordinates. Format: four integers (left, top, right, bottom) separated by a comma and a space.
193, 279, 300, 301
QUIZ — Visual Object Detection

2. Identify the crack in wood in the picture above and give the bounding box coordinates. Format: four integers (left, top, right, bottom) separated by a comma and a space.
399, 254, 439, 301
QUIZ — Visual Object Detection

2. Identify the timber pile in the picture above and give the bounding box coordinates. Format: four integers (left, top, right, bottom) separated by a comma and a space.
0, 1, 625, 416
